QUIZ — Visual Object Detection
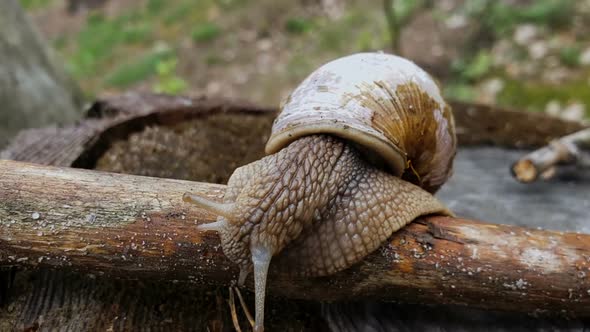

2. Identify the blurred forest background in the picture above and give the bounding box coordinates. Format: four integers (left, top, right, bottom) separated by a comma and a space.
19, 0, 590, 121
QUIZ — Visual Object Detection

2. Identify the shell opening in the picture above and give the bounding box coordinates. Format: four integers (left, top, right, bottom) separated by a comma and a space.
265, 121, 407, 177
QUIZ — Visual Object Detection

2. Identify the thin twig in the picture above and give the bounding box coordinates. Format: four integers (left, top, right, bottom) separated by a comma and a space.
234, 286, 255, 328
228, 287, 243, 332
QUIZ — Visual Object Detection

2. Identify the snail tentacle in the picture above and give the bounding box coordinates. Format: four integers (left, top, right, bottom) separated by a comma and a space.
183, 193, 235, 221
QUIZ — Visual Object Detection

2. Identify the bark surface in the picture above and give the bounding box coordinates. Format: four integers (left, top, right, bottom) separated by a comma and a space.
1, 160, 589, 318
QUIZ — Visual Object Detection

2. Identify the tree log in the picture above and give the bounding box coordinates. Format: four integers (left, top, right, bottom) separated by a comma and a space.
2, 92, 587, 170
0, 160, 589, 317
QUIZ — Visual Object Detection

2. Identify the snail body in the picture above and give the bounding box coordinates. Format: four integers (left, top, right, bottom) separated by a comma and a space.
184, 53, 456, 331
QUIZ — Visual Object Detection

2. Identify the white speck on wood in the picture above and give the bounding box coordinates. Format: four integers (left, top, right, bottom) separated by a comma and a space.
520, 247, 563, 273
470, 246, 479, 259
515, 278, 528, 289
86, 213, 97, 223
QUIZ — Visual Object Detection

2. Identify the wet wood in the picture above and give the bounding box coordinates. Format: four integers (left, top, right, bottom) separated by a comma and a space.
511, 128, 590, 183
1, 160, 589, 317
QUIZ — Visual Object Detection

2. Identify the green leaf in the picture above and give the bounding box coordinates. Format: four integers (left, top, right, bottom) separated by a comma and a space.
462, 51, 493, 81
104, 48, 173, 87
285, 18, 312, 35
191, 23, 222, 43
559, 46, 580, 68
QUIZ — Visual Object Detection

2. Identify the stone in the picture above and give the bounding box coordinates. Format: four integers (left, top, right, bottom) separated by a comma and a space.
513, 24, 538, 46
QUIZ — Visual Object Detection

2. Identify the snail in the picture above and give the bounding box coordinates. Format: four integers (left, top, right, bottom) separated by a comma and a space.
183, 52, 456, 331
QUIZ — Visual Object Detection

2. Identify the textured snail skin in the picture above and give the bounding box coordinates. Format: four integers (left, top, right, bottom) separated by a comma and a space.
194, 134, 449, 273
270, 136, 450, 277
185, 135, 450, 331
184, 53, 456, 331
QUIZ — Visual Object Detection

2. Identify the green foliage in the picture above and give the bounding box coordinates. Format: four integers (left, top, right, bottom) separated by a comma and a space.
215, 0, 247, 10
317, 11, 370, 52
104, 47, 173, 87
147, 0, 166, 14
383, 0, 427, 50
152, 58, 188, 94
559, 46, 580, 68
163, 2, 194, 25
443, 82, 476, 102
464, 52, 493, 81
20, 0, 53, 10
287, 54, 313, 80
389, 0, 424, 22
122, 23, 152, 44
318, 23, 346, 52
356, 30, 375, 51
519, 0, 573, 26
191, 23, 222, 42
68, 13, 152, 77
49, 0, 220, 94
104, 45, 188, 94
205, 53, 223, 65
53, 36, 67, 50
447, 51, 493, 103
285, 18, 312, 35
467, 0, 575, 37
497, 77, 590, 114
452, 51, 493, 82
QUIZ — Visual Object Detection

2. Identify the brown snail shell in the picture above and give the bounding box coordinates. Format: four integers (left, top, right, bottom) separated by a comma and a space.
184, 52, 456, 332
266, 52, 456, 192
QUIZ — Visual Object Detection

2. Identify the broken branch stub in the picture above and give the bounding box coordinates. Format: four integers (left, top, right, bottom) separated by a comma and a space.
0, 160, 589, 317
512, 128, 590, 183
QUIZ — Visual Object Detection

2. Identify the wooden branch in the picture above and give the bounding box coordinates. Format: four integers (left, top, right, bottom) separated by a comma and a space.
512, 128, 590, 183
1, 160, 589, 317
